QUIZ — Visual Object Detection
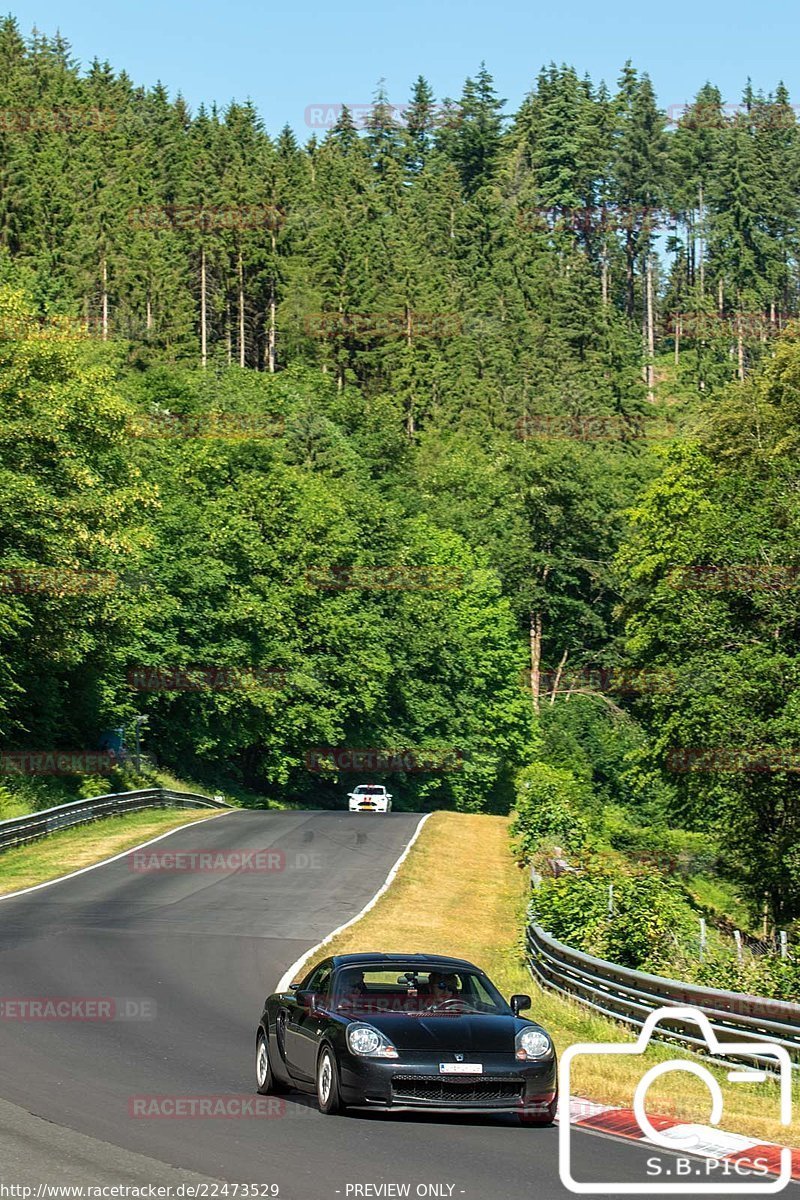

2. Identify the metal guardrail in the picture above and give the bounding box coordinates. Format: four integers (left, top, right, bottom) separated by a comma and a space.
527, 921, 800, 1071
0, 788, 232, 852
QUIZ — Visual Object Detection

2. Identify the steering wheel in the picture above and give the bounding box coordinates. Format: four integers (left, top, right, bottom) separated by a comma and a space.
429, 998, 481, 1013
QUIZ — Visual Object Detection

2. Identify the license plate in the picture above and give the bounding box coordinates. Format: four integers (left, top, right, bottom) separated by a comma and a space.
439, 1062, 482, 1074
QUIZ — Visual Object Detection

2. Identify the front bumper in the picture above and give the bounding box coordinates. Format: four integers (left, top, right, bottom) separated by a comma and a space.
338, 1050, 557, 1114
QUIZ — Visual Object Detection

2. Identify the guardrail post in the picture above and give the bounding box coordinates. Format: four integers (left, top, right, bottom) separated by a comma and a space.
734, 929, 743, 963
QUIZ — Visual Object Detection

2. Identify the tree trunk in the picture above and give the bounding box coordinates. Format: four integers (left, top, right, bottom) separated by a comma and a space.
101, 256, 108, 341
267, 289, 276, 373
200, 246, 208, 369
625, 232, 635, 318
737, 309, 745, 381
645, 254, 655, 402
238, 252, 245, 369
267, 230, 277, 374
698, 182, 705, 298
549, 649, 569, 704
529, 610, 542, 714
336, 301, 345, 392
404, 303, 415, 435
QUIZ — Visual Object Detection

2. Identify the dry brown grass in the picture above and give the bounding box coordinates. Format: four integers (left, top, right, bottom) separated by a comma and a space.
300, 811, 800, 1146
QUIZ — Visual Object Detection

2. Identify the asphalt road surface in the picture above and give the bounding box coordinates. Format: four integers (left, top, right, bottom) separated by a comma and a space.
0, 810, 789, 1199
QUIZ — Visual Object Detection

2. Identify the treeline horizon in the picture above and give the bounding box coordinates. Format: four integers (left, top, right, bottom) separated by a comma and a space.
0, 15, 798, 408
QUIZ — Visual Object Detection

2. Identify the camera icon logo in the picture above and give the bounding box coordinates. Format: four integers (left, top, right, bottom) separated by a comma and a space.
559, 1006, 793, 1194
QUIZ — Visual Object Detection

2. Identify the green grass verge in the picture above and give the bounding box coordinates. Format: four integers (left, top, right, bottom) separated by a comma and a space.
0, 806, 228, 895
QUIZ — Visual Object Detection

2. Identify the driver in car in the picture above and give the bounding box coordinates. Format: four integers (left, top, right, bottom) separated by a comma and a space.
425, 971, 460, 1008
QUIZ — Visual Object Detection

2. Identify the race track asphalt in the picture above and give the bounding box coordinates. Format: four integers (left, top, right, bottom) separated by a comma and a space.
0, 810, 787, 1199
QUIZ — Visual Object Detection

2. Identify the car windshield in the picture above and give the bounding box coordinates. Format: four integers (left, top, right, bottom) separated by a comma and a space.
332, 965, 511, 1016
355, 786, 384, 795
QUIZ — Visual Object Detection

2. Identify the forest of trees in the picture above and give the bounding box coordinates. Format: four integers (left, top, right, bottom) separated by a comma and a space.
1, 17, 800, 927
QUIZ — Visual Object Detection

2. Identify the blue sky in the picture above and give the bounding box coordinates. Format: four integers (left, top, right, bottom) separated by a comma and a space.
10, 0, 800, 139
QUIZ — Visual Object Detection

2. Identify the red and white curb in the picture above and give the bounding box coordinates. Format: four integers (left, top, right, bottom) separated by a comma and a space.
559, 1097, 800, 1182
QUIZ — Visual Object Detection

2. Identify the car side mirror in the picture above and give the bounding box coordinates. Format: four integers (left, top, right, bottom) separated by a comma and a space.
289, 982, 300, 990
510, 994, 532, 1015
297, 989, 321, 1014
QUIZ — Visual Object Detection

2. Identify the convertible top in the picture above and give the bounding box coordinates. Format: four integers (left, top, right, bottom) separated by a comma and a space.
330, 952, 479, 971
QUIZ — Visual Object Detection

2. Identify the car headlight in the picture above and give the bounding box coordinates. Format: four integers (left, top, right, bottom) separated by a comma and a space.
515, 1028, 553, 1060
346, 1022, 398, 1058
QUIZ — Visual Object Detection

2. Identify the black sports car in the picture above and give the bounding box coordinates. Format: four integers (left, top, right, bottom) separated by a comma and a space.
255, 953, 557, 1123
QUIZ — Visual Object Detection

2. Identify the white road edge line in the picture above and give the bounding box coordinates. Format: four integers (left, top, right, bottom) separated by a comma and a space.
275, 812, 432, 991
0, 808, 237, 903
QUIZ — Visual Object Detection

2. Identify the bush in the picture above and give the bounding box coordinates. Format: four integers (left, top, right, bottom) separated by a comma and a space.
671, 943, 800, 999
532, 864, 698, 972
511, 762, 592, 859
602, 806, 719, 876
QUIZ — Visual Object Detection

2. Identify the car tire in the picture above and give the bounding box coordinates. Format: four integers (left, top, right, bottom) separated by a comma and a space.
316, 1045, 345, 1115
255, 1028, 287, 1095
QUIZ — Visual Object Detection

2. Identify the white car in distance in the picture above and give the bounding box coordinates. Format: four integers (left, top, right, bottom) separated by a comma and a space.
348, 784, 392, 813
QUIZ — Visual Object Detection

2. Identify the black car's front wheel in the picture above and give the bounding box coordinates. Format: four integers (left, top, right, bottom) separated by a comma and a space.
316, 1046, 345, 1115
255, 1029, 286, 1096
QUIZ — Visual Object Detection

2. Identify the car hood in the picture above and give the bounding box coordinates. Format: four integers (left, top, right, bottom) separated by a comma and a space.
348, 1013, 533, 1053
